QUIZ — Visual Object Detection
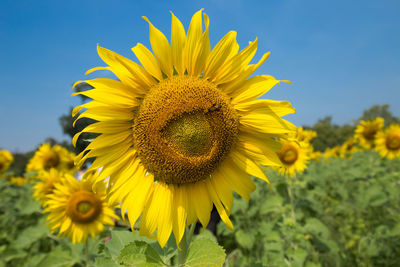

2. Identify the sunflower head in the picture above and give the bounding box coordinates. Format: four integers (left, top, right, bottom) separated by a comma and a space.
27, 144, 77, 174
354, 117, 384, 149
375, 124, 400, 159
276, 139, 309, 177
0, 150, 13, 173
339, 137, 359, 159
7, 176, 29, 186
43, 171, 118, 243
323, 146, 341, 159
72, 10, 296, 247
33, 168, 64, 206
297, 127, 317, 144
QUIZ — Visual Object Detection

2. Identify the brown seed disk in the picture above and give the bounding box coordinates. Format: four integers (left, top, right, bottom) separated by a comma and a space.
133, 76, 239, 185
363, 127, 377, 140
43, 153, 60, 169
67, 191, 102, 224
278, 144, 298, 165
386, 134, 400, 150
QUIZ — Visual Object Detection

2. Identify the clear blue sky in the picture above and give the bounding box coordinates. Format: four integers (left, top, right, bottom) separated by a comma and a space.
1, 0, 399, 152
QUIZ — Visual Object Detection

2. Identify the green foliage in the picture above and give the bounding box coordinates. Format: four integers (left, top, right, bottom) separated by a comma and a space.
218, 151, 400, 267
305, 116, 354, 152
358, 104, 399, 126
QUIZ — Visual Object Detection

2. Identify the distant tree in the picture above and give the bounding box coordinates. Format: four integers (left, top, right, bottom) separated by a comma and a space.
357, 104, 399, 126
305, 116, 354, 152
9, 151, 34, 176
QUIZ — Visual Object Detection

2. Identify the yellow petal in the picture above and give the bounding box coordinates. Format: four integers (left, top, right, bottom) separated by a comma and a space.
230, 149, 270, 183
235, 99, 295, 117
170, 11, 186, 75
142, 16, 173, 77
190, 12, 211, 76
204, 31, 238, 78
231, 75, 279, 104
132, 43, 163, 81
156, 183, 173, 248
190, 181, 212, 228
220, 52, 270, 95
172, 185, 187, 247
240, 113, 297, 136
97, 45, 155, 91
210, 172, 233, 215
183, 9, 204, 75
214, 157, 255, 201
211, 38, 258, 85
205, 179, 234, 230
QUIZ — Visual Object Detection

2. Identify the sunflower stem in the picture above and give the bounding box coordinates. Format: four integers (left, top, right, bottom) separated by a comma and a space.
85, 240, 90, 267
177, 223, 196, 266
286, 178, 296, 224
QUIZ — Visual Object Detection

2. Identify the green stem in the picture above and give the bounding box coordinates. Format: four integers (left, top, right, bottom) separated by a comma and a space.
286, 178, 296, 224
177, 223, 196, 266
85, 240, 90, 267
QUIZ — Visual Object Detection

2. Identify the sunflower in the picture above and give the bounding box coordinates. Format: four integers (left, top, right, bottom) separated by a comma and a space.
7, 176, 30, 186
297, 127, 317, 144
26, 143, 76, 173
33, 168, 64, 206
275, 139, 309, 177
0, 150, 13, 173
339, 137, 359, 158
375, 124, 400, 159
354, 118, 384, 149
72, 10, 296, 247
323, 146, 341, 159
43, 171, 119, 243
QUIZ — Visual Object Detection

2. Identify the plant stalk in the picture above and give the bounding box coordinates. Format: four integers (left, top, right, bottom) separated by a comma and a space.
177, 223, 196, 266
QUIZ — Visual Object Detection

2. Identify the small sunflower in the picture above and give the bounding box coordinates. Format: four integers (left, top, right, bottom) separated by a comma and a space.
0, 150, 13, 173
309, 150, 322, 161
7, 176, 30, 186
323, 146, 341, 159
354, 118, 384, 149
26, 143, 76, 173
297, 127, 317, 144
276, 139, 309, 177
72, 10, 296, 247
375, 124, 400, 159
339, 137, 359, 159
43, 171, 119, 243
33, 168, 64, 206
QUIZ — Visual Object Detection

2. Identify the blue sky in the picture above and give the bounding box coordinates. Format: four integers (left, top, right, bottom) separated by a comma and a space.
1, 0, 399, 152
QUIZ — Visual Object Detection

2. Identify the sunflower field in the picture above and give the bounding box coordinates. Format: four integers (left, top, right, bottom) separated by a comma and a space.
1, 9, 400, 267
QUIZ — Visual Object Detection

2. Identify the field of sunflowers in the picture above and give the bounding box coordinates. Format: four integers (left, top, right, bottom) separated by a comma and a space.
1, 9, 400, 267
1, 116, 399, 267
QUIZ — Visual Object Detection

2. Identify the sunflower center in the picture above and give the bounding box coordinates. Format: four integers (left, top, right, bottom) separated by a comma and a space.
67, 191, 102, 224
363, 127, 377, 140
386, 135, 400, 150
133, 76, 239, 185
278, 145, 298, 164
0, 162, 4, 172
43, 153, 60, 169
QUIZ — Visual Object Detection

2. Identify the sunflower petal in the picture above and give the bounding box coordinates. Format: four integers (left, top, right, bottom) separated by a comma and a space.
132, 43, 163, 81
170, 11, 186, 75
142, 16, 173, 77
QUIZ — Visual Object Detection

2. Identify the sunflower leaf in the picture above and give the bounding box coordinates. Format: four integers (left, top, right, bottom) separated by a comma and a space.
117, 241, 165, 266
184, 238, 226, 267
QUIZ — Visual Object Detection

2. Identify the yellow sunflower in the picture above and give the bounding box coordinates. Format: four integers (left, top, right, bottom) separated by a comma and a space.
339, 137, 359, 158
354, 117, 384, 149
72, 10, 296, 247
275, 139, 309, 177
375, 124, 400, 159
33, 168, 64, 206
0, 150, 13, 173
323, 146, 341, 159
309, 150, 322, 161
26, 143, 76, 173
297, 127, 317, 144
7, 176, 30, 186
43, 171, 119, 244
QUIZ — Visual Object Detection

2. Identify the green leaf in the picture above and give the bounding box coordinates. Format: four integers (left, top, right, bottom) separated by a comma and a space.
106, 230, 146, 257
260, 195, 283, 215
234, 230, 255, 250
184, 238, 226, 267
117, 241, 165, 267
12, 218, 48, 249
36, 246, 78, 267
95, 257, 122, 267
